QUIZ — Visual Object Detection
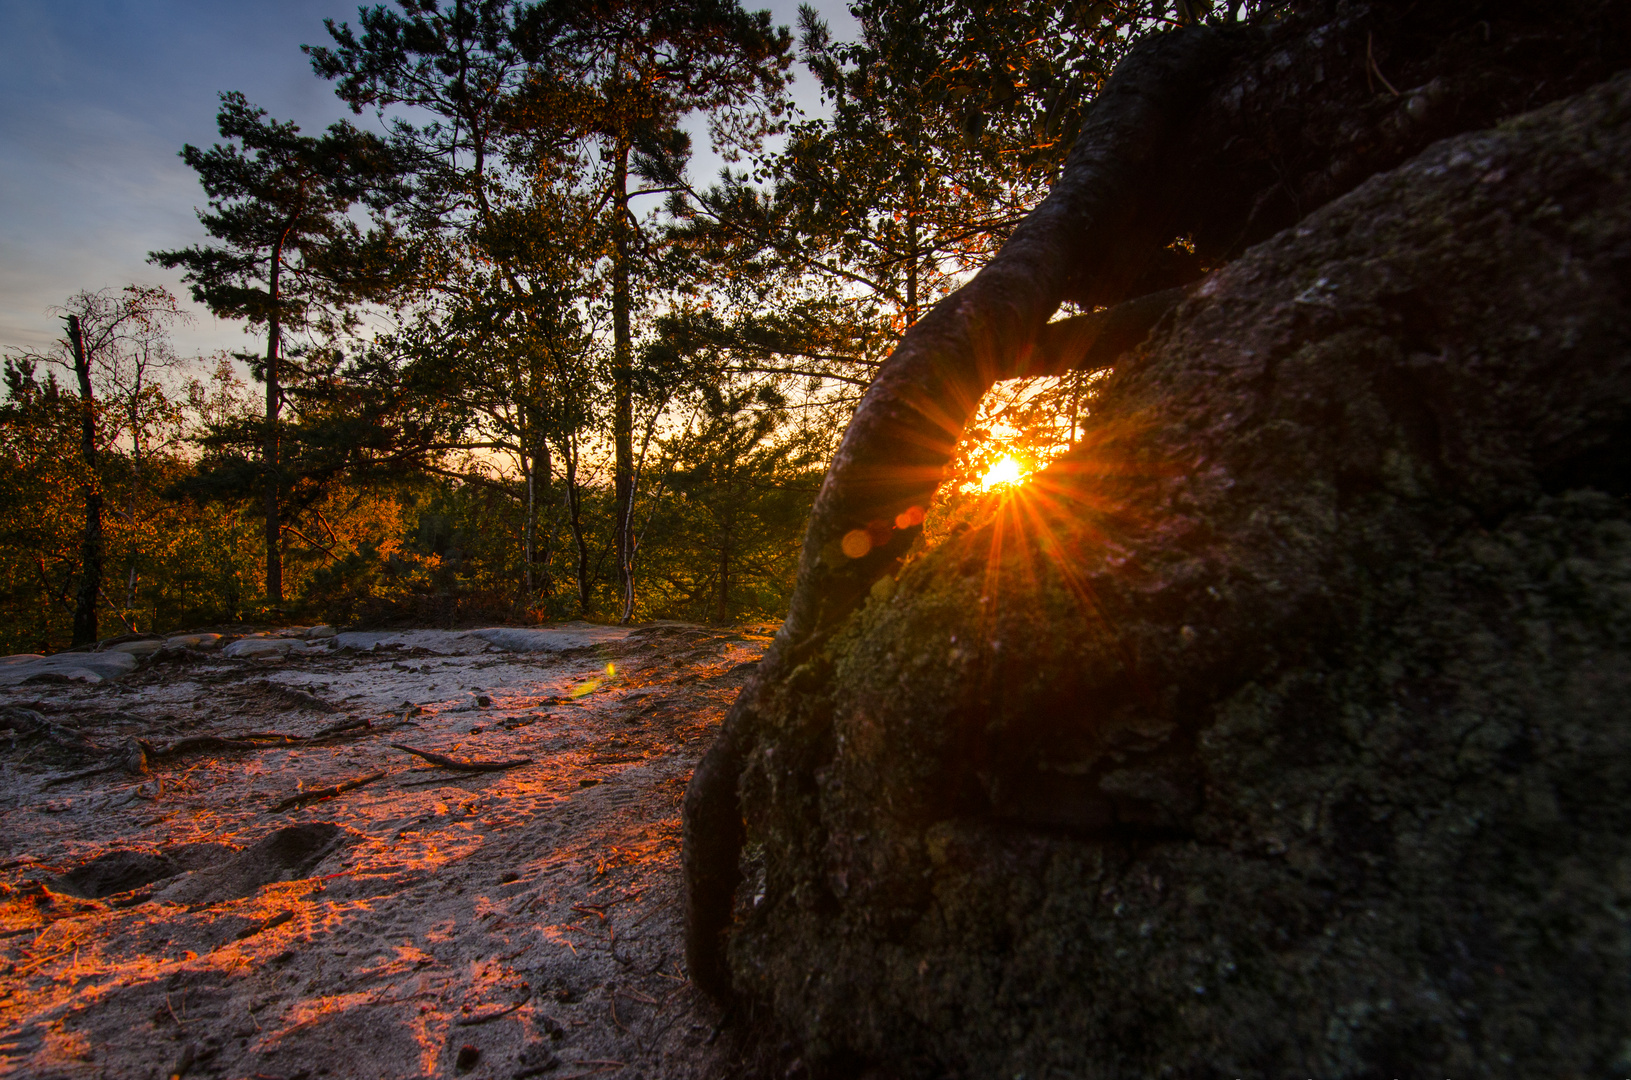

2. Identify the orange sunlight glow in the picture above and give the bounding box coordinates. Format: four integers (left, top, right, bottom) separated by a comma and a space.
979, 455, 1030, 491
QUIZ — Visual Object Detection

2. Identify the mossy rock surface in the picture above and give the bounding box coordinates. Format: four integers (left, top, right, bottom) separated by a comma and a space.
729, 74, 1631, 1078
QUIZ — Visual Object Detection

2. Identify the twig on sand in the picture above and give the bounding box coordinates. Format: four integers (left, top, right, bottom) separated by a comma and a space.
13, 946, 75, 976
40, 762, 123, 787
42, 731, 296, 787
615, 988, 659, 1006
268, 770, 388, 812
311, 719, 409, 746
39, 730, 295, 792
155, 735, 298, 758
313, 716, 371, 738
390, 743, 532, 773
230, 909, 295, 942
455, 997, 528, 1026
1367, 32, 1402, 97
1, 707, 99, 754
253, 680, 341, 713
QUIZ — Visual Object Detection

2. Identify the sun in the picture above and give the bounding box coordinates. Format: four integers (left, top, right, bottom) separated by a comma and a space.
979, 454, 1030, 491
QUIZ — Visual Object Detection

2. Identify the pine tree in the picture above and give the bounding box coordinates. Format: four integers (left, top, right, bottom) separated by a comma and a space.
312, 0, 793, 621
311, 0, 604, 614
515, 0, 793, 622
671, 0, 1189, 395
151, 92, 402, 605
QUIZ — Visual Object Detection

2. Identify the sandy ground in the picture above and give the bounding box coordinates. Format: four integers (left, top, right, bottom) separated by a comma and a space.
0, 622, 780, 1080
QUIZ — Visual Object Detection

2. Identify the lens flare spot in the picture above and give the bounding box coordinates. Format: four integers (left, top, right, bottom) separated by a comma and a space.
841, 529, 873, 559
980, 455, 1030, 491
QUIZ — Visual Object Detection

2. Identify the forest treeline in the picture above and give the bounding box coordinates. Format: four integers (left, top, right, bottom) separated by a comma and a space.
1, 0, 1286, 654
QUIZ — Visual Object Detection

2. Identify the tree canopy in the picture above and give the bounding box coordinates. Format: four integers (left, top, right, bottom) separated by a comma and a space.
151, 92, 407, 603
0, 0, 1277, 652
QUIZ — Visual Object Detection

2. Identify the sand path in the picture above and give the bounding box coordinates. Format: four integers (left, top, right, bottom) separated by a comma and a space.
0, 622, 773, 1080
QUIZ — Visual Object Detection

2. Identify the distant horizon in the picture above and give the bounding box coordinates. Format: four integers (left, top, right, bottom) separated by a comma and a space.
0, 0, 853, 362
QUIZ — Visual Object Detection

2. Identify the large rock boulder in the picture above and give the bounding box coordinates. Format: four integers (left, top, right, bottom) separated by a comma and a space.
0, 650, 136, 685
715, 67, 1631, 1078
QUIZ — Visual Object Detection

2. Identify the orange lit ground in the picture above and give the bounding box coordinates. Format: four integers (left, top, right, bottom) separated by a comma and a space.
0, 624, 771, 1079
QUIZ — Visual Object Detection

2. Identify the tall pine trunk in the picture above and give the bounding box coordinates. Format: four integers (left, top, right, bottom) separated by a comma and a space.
904, 146, 921, 327
532, 437, 552, 600
67, 315, 102, 647
612, 135, 636, 623
563, 435, 591, 614
524, 449, 535, 602
905, 211, 919, 326
125, 364, 143, 614
715, 509, 733, 625
523, 395, 552, 607
263, 238, 285, 605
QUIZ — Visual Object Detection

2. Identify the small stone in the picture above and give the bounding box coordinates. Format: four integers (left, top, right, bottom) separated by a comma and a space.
120, 738, 149, 776
104, 639, 163, 656
163, 633, 222, 651
223, 638, 296, 660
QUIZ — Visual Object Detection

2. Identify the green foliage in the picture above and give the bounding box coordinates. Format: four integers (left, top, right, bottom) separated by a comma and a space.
639, 382, 823, 622
3, 1, 1303, 649
150, 92, 406, 342
309, 0, 798, 621
0, 351, 264, 653
150, 91, 413, 603
656, 0, 1176, 482
919, 369, 1107, 546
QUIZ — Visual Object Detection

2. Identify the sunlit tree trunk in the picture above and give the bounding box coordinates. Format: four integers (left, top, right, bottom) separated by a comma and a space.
612, 132, 636, 623
524, 456, 535, 600
125, 358, 142, 614
522, 403, 535, 603
1068, 369, 1083, 448
522, 372, 553, 607
715, 509, 733, 625
263, 232, 288, 606
532, 435, 552, 600
562, 434, 591, 614
67, 314, 102, 647
904, 126, 923, 327
905, 194, 919, 326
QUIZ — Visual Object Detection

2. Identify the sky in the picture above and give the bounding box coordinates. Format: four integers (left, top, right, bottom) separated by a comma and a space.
0, 0, 856, 359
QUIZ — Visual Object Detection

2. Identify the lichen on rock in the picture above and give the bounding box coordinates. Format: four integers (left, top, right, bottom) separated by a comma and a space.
722, 71, 1631, 1077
